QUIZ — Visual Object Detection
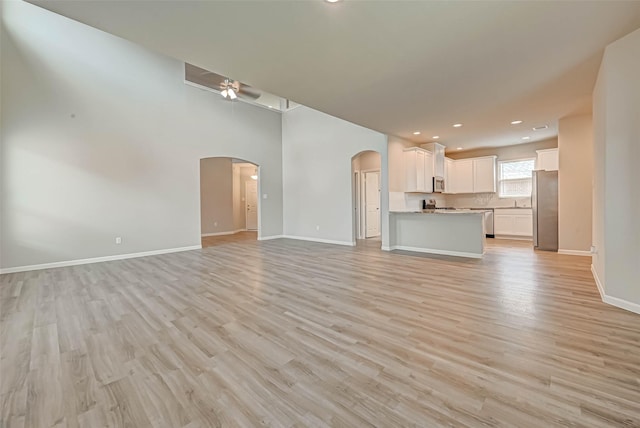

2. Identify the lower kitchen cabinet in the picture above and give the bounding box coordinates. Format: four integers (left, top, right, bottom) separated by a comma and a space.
494, 208, 532, 237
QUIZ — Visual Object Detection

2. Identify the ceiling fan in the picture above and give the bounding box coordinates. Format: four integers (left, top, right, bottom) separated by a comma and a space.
185, 63, 262, 101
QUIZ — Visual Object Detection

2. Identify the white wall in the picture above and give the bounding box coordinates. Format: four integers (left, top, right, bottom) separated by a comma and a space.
558, 114, 593, 252
0, 1, 283, 270
282, 106, 388, 246
592, 27, 640, 312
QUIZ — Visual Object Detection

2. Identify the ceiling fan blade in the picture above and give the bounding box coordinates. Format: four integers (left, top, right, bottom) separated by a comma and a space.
185, 63, 227, 90
185, 63, 262, 100
237, 84, 261, 100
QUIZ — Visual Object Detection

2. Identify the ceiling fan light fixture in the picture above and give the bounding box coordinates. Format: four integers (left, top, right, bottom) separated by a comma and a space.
220, 79, 238, 100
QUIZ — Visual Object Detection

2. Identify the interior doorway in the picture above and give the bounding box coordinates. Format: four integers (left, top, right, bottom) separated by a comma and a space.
352, 151, 382, 244
364, 171, 381, 237
199, 157, 259, 248
245, 179, 258, 230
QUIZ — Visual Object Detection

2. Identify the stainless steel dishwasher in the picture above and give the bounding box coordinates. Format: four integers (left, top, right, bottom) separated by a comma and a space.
470, 208, 494, 238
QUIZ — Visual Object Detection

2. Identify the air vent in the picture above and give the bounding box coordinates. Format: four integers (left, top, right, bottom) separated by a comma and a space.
532, 125, 549, 131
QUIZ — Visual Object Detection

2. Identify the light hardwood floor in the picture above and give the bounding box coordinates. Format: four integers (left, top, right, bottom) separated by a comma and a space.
201, 231, 257, 248
1, 238, 639, 427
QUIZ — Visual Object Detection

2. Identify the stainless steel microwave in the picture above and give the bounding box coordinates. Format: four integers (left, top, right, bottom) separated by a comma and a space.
433, 176, 445, 193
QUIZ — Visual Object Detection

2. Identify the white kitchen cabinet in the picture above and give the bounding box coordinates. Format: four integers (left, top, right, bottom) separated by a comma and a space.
444, 157, 454, 193
536, 148, 559, 171
424, 150, 434, 193
404, 148, 433, 193
494, 208, 533, 238
454, 159, 474, 193
444, 156, 496, 194
422, 142, 445, 178
514, 213, 533, 236
472, 157, 497, 193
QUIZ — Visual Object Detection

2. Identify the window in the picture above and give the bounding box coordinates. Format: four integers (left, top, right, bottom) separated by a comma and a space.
498, 158, 535, 198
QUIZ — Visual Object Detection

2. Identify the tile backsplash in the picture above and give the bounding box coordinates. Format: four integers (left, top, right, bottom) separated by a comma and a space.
389, 192, 530, 211
389, 192, 447, 211
446, 193, 532, 209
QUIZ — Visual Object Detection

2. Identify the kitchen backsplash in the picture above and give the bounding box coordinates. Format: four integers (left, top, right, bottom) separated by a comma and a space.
389, 192, 530, 211
446, 193, 532, 208
389, 192, 447, 211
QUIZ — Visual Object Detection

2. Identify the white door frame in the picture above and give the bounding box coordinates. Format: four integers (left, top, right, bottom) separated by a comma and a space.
245, 177, 259, 231
353, 171, 361, 240
362, 169, 381, 238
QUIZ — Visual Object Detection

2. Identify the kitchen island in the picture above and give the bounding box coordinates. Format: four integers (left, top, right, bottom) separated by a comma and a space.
386, 210, 488, 258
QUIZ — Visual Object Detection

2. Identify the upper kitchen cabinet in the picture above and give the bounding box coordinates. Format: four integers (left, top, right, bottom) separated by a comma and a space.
455, 159, 474, 193
422, 143, 446, 177
404, 147, 433, 193
473, 156, 497, 193
444, 155, 496, 194
444, 157, 455, 193
536, 148, 559, 171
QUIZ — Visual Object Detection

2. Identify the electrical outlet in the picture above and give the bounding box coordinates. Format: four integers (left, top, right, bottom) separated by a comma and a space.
316, 225, 320, 231
263, 194, 268, 199
214, 221, 218, 227
115, 237, 122, 244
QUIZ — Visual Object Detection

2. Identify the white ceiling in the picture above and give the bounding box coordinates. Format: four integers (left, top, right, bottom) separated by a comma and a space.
29, 0, 640, 152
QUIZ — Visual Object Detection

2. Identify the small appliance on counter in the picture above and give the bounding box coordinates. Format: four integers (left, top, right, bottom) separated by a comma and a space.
423, 199, 437, 210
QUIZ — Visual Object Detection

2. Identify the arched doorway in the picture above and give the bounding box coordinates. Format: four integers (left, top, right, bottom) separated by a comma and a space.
199, 157, 260, 248
352, 151, 382, 246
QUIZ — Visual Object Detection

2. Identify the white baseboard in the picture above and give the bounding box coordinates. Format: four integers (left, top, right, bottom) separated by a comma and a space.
603, 294, 640, 315
494, 235, 533, 241
201, 229, 247, 237
558, 249, 592, 256
257, 235, 284, 241
0, 245, 202, 275
281, 235, 356, 247
591, 264, 605, 299
387, 245, 483, 259
591, 264, 640, 315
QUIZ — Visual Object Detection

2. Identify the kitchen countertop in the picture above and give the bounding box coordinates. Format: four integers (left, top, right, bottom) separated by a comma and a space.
389, 209, 490, 214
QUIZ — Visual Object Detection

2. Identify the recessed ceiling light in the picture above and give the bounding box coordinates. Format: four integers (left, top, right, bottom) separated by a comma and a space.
432, 136, 440, 139
268, 105, 273, 108
325, 0, 341, 3
522, 136, 531, 140
511, 120, 523, 125
413, 131, 421, 135
532, 125, 548, 131
453, 123, 463, 128
457, 147, 463, 150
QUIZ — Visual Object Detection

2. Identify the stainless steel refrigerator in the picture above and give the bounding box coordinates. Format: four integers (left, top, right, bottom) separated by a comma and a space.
532, 170, 558, 251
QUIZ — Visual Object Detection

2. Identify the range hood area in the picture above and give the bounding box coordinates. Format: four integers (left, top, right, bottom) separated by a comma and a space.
421, 142, 446, 181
